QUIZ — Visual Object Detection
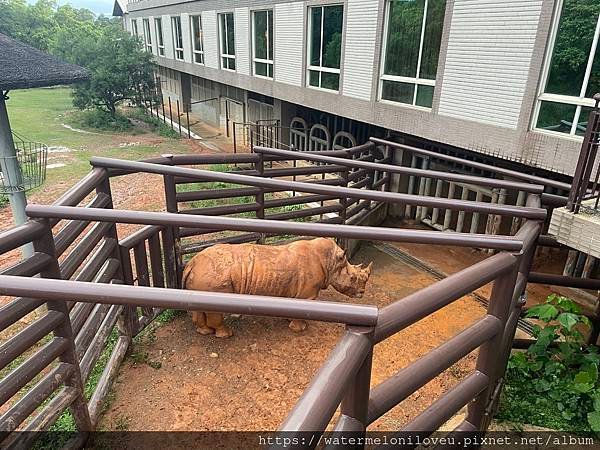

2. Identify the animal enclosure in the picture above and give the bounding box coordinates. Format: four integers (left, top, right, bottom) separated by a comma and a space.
0, 137, 587, 448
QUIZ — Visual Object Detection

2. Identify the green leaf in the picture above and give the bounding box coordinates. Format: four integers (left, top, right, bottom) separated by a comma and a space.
592, 392, 600, 411
557, 312, 579, 331
588, 411, 600, 432
551, 295, 581, 314
572, 370, 595, 393
526, 304, 559, 322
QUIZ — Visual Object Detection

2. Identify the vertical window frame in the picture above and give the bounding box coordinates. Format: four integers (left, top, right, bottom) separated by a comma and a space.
531, 0, 600, 139
142, 18, 153, 53
155, 18, 165, 56
171, 15, 184, 61
306, 4, 344, 92
219, 12, 236, 71
378, 0, 442, 109
252, 9, 274, 79
190, 14, 205, 65
132, 19, 139, 37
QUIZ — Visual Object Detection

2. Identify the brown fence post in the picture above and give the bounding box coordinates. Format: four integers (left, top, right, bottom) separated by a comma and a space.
31, 220, 93, 435
95, 178, 136, 338
256, 152, 266, 244
118, 244, 138, 336
336, 326, 373, 439
163, 155, 181, 288
168, 97, 173, 131
338, 168, 349, 250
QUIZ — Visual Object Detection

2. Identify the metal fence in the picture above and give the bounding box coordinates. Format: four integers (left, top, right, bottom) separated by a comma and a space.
0, 132, 48, 194
0, 137, 592, 448
567, 94, 600, 215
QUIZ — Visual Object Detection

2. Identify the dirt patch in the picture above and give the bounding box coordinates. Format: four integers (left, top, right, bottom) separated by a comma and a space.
100, 244, 484, 431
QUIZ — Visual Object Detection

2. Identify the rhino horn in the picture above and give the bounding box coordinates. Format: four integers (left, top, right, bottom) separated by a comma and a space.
366, 262, 373, 275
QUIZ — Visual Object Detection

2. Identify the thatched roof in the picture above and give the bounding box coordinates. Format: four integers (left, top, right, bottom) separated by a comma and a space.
0, 33, 90, 91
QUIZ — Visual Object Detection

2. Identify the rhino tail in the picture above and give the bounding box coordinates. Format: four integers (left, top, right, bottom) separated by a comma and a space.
181, 258, 195, 289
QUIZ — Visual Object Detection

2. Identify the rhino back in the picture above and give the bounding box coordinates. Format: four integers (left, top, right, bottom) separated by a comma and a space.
185, 240, 330, 298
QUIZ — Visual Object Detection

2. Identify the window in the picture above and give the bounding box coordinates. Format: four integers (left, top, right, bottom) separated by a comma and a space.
171, 16, 184, 60
307, 5, 344, 91
155, 18, 165, 56
219, 12, 236, 71
142, 18, 152, 53
379, 0, 446, 109
132, 19, 139, 37
190, 15, 204, 64
533, 0, 600, 137
253, 9, 274, 78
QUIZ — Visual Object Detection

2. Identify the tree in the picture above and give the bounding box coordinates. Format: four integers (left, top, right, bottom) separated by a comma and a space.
71, 28, 155, 117
0, 0, 153, 119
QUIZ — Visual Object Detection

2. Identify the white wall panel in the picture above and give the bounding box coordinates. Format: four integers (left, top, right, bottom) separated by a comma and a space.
235, 8, 250, 75
202, 10, 219, 69
342, 0, 378, 100
438, 0, 543, 129
181, 13, 192, 63
274, 2, 304, 86
162, 14, 174, 59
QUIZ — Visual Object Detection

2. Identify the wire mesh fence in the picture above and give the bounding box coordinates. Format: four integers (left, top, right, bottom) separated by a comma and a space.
0, 132, 48, 194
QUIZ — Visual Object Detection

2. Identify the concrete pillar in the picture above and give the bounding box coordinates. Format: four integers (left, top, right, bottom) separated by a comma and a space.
0, 92, 33, 257
180, 72, 192, 112
273, 99, 297, 148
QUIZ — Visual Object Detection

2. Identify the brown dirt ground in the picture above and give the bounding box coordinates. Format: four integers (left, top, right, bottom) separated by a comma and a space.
99, 243, 484, 432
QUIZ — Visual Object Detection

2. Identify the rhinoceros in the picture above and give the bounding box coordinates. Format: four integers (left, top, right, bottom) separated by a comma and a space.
182, 237, 372, 338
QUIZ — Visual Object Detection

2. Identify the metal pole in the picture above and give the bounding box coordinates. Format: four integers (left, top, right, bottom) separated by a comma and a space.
176, 100, 182, 136
0, 93, 33, 257
186, 110, 191, 139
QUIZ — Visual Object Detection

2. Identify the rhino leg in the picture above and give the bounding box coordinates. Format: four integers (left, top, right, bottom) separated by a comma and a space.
192, 311, 214, 335
206, 312, 233, 338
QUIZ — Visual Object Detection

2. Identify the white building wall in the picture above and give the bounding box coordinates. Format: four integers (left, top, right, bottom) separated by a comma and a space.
438, 0, 544, 129
202, 10, 219, 69
274, 2, 304, 86
235, 8, 250, 75
342, 0, 378, 100
162, 14, 174, 59
181, 13, 193, 63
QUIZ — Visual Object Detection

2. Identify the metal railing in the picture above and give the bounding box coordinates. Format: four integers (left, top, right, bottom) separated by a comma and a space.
567, 94, 600, 214
1, 136, 589, 449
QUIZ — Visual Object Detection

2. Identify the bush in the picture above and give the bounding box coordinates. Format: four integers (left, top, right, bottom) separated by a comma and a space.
0, 195, 8, 208
126, 107, 180, 139
498, 294, 600, 431
72, 109, 132, 132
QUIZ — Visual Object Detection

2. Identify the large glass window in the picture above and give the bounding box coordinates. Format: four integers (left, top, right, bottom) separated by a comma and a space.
142, 18, 152, 53
253, 9, 274, 78
219, 12, 236, 71
155, 18, 165, 56
307, 5, 344, 91
534, 0, 600, 137
379, 0, 446, 108
171, 16, 184, 60
191, 15, 204, 64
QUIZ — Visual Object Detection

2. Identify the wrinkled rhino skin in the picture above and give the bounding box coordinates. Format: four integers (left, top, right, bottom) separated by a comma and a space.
182, 237, 372, 338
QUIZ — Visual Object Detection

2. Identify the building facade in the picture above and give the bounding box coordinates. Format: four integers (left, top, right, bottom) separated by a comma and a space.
114, 0, 600, 177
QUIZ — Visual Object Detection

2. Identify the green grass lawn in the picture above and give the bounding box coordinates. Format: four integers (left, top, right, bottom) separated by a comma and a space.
4, 87, 192, 201
6, 87, 96, 149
